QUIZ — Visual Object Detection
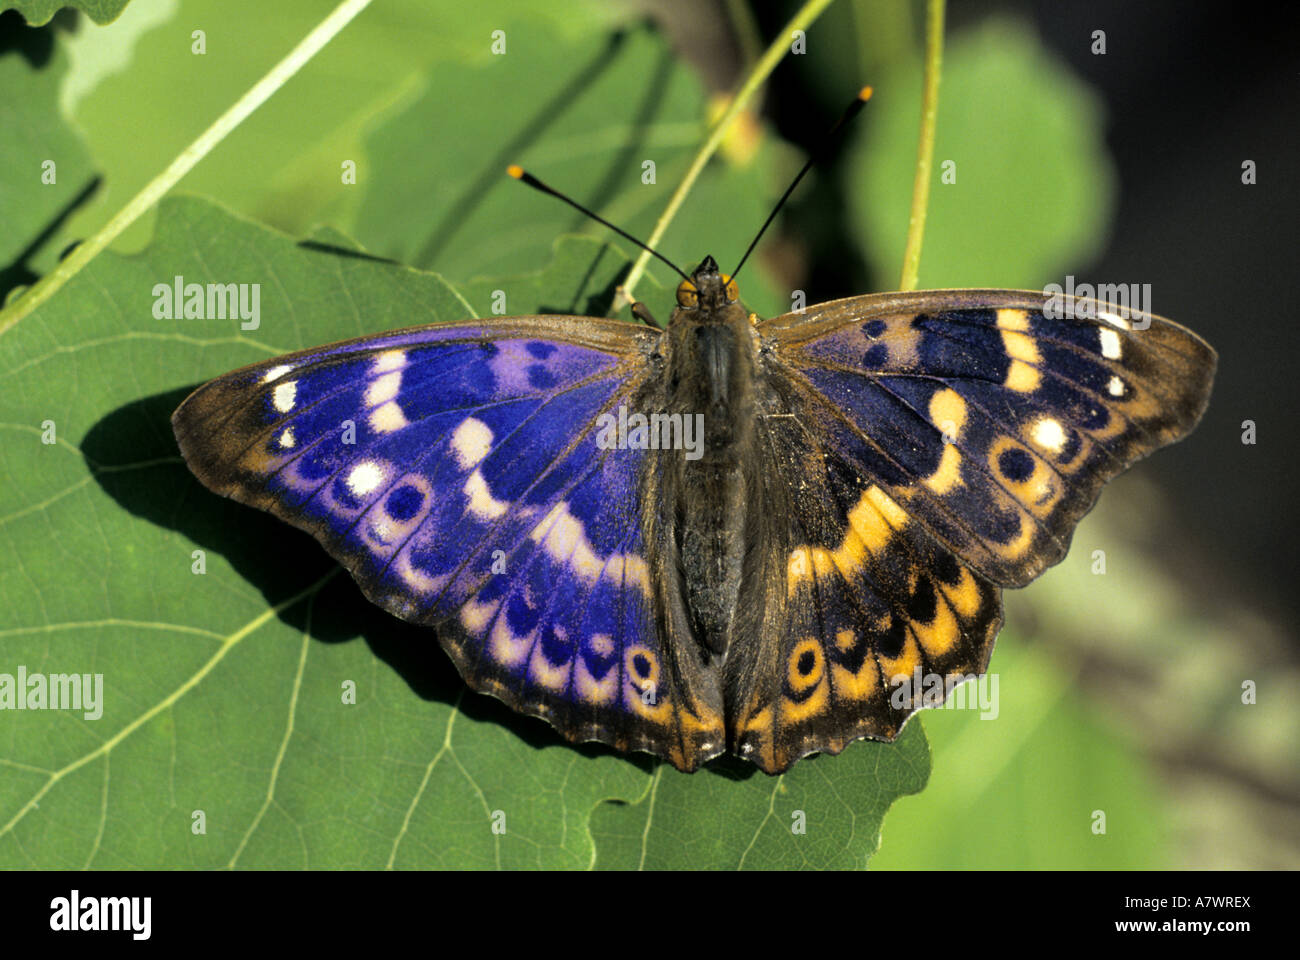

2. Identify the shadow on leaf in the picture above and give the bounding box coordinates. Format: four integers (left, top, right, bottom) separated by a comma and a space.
536, 243, 635, 317
413, 25, 645, 268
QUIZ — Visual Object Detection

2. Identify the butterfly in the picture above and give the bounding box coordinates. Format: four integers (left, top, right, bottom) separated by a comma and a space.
172, 229, 1215, 774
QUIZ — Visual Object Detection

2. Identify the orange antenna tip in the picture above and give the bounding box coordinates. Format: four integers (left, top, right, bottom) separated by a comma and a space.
506, 164, 525, 179
858, 86, 873, 101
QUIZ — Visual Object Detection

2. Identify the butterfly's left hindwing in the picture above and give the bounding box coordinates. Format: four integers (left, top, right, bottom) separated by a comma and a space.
173, 317, 726, 771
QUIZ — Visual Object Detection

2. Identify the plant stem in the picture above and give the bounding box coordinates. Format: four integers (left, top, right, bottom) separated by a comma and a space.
0, 0, 374, 337
898, 0, 945, 291
614, 0, 836, 313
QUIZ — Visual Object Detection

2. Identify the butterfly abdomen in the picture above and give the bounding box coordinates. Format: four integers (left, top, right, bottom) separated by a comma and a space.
650, 304, 773, 661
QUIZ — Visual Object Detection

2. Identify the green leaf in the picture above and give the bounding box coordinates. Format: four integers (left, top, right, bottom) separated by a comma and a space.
867, 632, 1169, 869
354, 17, 793, 319
0, 196, 651, 868
0, 196, 927, 868
4, 0, 130, 26
0, 18, 97, 296
848, 16, 1115, 289
54, 0, 627, 256
591, 722, 929, 869
459, 234, 665, 321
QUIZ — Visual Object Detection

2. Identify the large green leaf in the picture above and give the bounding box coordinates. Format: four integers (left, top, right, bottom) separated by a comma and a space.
0, 16, 96, 298
0, 196, 929, 868
848, 16, 1115, 289
591, 722, 928, 869
45, 4, 788, 314
354, 17, 793, 320
5, 0, 130, 26
53, 0, 629, 256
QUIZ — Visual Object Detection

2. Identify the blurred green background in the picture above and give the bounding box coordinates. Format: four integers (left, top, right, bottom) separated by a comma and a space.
1, 0, 1295, 869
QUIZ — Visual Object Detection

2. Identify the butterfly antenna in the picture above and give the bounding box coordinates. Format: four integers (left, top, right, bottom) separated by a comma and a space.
507, 165, 691, 283
731, 86, 873, 282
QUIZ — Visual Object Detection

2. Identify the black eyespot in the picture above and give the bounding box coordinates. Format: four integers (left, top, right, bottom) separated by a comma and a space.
862, 343, 889, 368
934, 550, 962, 586
998, 447, 1035, 482
907, 576, 937, 624
797, 649, 817, 676
879, 617, 907, 658
633, 653, 651, 678
385, 484, 423, 521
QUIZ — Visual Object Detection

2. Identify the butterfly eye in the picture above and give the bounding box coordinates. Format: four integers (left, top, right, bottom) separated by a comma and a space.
722, 274, 739, 302
676, 280, 699, 308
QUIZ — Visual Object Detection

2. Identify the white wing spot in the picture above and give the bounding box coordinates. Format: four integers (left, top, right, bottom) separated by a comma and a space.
366, 371, 401, 407
278, 427, 295, 449
272, 380, 298, 412
1099, 328, 1122, 360
370, 402, 409, 433
464, 468, 508, 519
365, 356, 408, 434
346, 461, 385, 496
529, 501, 646, 587
452, 418, 493, 469
262, 364, 293, 383
1031, 417, 1067, 453
1098, 310, 1132, 330
1107, 375, 1125, 397
532, 502, 602, 581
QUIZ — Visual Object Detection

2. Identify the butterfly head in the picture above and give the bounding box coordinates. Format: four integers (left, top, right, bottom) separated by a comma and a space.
676, 255, 740, 314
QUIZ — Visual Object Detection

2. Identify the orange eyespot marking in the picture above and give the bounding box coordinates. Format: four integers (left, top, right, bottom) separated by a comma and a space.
676, 279, 699, 308
506, 164, 524, 179
721, 274, 739, 302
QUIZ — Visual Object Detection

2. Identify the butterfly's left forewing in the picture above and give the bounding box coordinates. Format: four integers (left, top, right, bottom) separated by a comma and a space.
173, 317, 726, 770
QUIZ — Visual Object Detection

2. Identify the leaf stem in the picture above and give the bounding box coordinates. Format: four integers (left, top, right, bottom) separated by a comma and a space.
898, 0, 945, 291
614, 0, 836, 312
0, 0, 374, 336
